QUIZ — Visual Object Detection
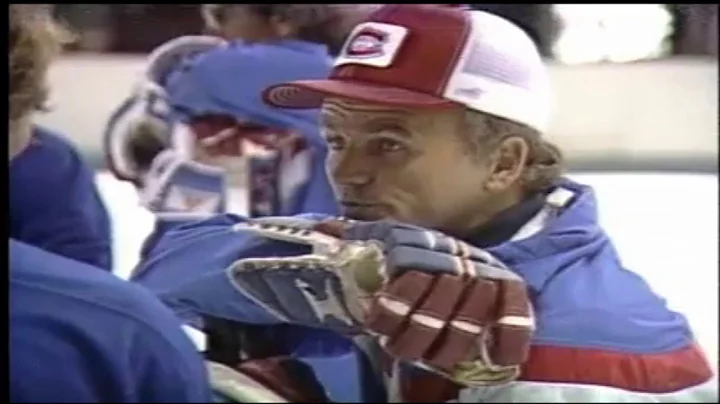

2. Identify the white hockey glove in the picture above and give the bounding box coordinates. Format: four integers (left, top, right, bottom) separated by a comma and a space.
140, 149, 227, 220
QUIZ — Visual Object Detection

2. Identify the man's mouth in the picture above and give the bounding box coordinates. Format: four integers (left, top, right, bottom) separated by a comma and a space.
340, 201, 386, 220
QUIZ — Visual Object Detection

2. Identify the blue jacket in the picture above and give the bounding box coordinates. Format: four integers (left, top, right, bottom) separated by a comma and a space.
10, 126, 113, 270
132, 179, 714, 402
10, 239, 212, 403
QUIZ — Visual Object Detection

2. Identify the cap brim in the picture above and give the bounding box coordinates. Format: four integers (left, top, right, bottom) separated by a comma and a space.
263, 79, 457, 110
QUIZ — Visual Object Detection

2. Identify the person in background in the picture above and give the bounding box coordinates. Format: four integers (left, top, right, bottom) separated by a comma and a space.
201, 4, 382, 56
10, 5, 112, 271
669, 4, 719, 56
129, 33, 340, 257
103, 5, 376, 257
52, 4, 113, 52
10, 125, 113, 271
9, 5, 212, 402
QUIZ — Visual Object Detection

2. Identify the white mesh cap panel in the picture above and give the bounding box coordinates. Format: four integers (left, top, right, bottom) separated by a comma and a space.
443, 11, 554, 132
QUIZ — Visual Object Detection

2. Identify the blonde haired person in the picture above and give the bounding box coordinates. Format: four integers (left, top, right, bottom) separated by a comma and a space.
10, 4, 113, 270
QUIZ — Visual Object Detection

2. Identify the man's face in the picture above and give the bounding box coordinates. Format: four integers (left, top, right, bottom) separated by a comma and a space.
321, 98, 493, 232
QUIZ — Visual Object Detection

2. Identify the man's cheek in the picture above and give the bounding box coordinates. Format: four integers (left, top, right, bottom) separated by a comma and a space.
379, 177, 432, 223
325, 155, 343, 189
405, 175, 454, 227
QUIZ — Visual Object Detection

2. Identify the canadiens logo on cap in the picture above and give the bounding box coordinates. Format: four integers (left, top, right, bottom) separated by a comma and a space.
345, 28, 388, 58
335, 22, 409, 69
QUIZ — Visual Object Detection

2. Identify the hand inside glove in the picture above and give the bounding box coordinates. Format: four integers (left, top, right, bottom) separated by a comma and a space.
228, 217, 535, 386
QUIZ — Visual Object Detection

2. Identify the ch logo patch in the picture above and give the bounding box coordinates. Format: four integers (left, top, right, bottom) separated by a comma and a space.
346, 28, 388, 59
335, 22, 409, 69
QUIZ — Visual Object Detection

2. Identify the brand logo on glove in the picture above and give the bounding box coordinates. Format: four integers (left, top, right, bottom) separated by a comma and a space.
166, 185, 222, 213
296, 278, 354, 327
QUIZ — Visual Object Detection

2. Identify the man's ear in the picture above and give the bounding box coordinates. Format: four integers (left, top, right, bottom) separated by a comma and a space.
484, 137, 529, 193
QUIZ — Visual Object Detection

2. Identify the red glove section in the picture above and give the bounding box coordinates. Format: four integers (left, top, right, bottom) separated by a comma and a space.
366, 271, 533, 381
313, 219, 534, 384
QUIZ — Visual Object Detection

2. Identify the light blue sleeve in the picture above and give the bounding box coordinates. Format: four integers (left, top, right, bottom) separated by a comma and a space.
133, 213, 331, 290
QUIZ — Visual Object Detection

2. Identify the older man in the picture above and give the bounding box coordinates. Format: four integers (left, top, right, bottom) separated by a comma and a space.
133, 5, 715, 402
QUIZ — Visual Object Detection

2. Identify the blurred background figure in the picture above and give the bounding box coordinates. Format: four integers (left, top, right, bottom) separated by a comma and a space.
52, 4, 719, 59
669, 4, 718, 56
10, 4, 112, 270
201, 4, 382, 56
53, 4, 381, 56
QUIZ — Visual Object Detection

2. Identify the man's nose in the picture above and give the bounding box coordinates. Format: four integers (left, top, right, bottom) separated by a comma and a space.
329, 151, 374, 187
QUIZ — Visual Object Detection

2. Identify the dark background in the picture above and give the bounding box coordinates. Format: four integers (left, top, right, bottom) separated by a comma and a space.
53, 4, 718, 58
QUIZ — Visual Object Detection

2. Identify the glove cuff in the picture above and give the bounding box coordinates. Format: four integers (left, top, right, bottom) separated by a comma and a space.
140, 150, 227, 216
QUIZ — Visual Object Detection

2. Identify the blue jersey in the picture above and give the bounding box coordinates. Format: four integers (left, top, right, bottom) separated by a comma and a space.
10, 126, 113, 270
10, 239, 212, 403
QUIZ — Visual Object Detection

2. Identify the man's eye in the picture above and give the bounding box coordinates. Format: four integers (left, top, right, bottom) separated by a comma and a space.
375, 138, 404, 154
325, 135, 346, 151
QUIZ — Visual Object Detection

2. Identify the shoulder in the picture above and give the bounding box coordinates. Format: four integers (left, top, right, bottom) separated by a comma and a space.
9, 127, 110, 267
24, 126, 86, 169
11, 239, 194, 351
525, 256, 713, 394
30, 125, 80, 153
11, 126, 94, 191
483, 180, 715, 396
11, 240, 210, 402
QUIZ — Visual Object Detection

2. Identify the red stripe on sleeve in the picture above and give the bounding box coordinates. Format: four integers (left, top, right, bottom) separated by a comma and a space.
521, 343, 713, 393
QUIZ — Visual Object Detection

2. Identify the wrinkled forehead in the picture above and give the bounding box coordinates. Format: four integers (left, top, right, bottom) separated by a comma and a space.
320, 97, 413, 126
320, 97, 463, 129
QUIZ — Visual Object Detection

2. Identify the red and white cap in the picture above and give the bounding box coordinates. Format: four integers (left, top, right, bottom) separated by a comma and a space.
263, 5, 553, 133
